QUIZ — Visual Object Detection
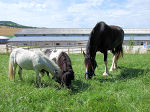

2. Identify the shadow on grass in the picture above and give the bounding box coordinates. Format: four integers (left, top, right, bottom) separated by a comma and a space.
70, 80, 90, 94
117, 66, 149, 80
17, 77, 62, 89
71, 80, 90, 94
24, 77, 90, 93
96, 66, 150, 83
38, 79, 90, 94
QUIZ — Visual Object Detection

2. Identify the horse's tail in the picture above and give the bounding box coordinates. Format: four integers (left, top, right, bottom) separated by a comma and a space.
8, 55, 14, 80
116, 29, 124, 60
116, 44, 123, 60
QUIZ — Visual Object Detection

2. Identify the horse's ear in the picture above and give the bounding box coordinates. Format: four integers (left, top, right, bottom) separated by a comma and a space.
83, 51, 86, 57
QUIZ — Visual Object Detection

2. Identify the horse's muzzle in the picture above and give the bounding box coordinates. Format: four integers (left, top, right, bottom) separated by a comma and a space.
85, 73, 89, 79
85, 72, 94, 79
66, 85, 71, 89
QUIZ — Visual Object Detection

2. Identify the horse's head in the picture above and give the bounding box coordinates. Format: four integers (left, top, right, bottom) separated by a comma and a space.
61, 71, 74, 89
83, 51, 97, 79
53, 70, 74, 89
52, 69, 62, 82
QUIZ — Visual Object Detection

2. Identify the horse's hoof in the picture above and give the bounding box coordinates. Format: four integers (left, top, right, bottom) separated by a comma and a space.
110, 67, 117, 72
85, 74, 89, 79
103, 72, 109, 76
109, 68, 113, 72
110, 66, 115, 72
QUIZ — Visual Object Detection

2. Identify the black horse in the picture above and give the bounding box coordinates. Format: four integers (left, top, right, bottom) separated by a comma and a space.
83, 21, 124, 79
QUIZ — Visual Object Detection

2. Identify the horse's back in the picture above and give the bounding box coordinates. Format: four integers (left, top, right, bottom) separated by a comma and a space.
42, 49, 53, 57
49, 49, 63, 62
11, 48, 37, 70
90, 22, 124, 51
110, 25, 124, 38
101, 22, 124, 41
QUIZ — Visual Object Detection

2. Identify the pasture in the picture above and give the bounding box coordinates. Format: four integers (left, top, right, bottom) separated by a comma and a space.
0, 53, 150, 112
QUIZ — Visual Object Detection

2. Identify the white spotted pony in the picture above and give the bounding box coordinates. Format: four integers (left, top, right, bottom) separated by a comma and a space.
43, 49, 74, 89
8, 48, 61, 87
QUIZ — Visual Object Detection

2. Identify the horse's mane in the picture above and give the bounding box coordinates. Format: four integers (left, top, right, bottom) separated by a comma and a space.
57, 52, 74, 83
86, 22, 106, 57
57, 52, 73, 74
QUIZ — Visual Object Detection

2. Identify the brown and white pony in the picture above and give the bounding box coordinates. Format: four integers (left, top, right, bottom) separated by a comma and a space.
43, 49, 74, 88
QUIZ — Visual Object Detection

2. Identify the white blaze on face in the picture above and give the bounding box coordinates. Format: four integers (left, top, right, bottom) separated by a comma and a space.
86, 68, 88, 72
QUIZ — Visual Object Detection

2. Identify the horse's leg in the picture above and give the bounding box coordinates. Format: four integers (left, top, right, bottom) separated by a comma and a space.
40, 70, 50, 80
114, 54, 118, 70
103, 51, 109, 76
110, 54, 117, 72
35, 70, 42, 88
18, 66, 23, 81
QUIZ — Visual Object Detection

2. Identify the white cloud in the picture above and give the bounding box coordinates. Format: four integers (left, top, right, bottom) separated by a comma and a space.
67, 0, 150, 28
0, 0, 150, 28
0, 0, 63, 27
68, 0, 104, 12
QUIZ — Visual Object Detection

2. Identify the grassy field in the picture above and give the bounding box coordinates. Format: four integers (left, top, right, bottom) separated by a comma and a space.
0, 53, 150, 112
0, 35, 14, 38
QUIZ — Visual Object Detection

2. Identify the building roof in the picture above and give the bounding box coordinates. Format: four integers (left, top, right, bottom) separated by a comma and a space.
15, 28, 150, 35
124, 28, 150, 34
8, 35, 150, 42
15, 28, 91, 35
10, 28, 150, 42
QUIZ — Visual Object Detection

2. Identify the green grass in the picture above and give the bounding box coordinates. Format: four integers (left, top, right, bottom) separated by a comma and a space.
0, 53, 150, 112
0, 35, 14, 38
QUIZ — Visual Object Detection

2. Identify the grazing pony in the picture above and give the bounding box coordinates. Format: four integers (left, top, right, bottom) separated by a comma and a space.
8, 48, 61, 87
43, 49, 74, 88
83, 21, 124, 79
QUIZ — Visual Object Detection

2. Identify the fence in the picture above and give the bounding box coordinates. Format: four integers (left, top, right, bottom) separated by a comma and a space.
0, 40, 150, 54
3, 41, 87, 54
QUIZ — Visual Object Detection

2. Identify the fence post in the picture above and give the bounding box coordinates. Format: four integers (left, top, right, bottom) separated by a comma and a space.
81, 47, 82, 54
6, 44, 9, 53
68, 47, 69, 54
11, 45, 12, 52
146, 41, 147, 48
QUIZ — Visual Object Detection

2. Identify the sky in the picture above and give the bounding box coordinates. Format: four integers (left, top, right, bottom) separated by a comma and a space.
0, 0, 150, 28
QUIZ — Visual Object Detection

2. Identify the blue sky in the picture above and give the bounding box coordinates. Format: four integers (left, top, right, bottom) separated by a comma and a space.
0, 0, 150, 28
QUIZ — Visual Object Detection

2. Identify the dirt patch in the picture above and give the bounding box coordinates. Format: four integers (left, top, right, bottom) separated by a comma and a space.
0, 26, 22, 35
